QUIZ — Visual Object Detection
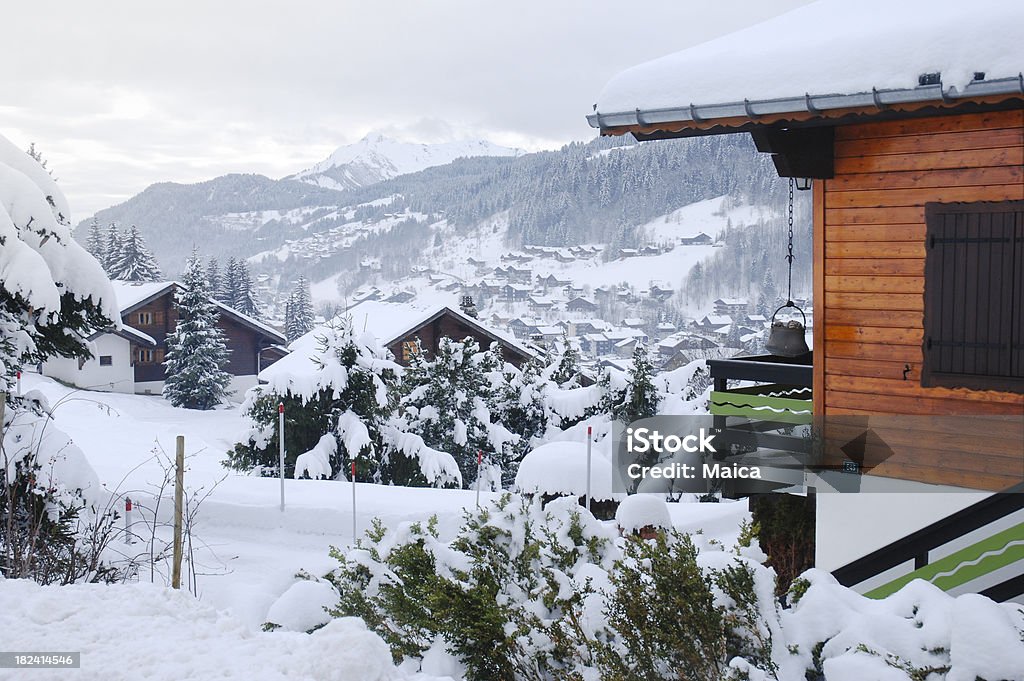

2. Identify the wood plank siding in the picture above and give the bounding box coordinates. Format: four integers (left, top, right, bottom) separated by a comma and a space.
816, 109, 1024, 490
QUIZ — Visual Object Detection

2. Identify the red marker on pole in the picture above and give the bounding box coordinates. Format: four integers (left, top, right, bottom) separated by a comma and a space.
16, 370, 21, 395
124, 497, 133, 545
278, 403, 285, 512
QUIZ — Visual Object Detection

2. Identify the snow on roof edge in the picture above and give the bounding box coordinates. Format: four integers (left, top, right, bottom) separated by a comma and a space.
590, 0, 1024, 127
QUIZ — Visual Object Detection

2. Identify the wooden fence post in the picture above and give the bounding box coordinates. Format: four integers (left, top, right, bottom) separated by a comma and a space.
172, 435, 184, 589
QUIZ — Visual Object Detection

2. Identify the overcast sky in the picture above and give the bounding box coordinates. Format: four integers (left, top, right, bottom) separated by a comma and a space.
3, 0, 810, 219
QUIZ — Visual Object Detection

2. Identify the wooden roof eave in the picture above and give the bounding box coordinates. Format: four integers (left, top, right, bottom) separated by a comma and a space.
592, 89, 1024, 141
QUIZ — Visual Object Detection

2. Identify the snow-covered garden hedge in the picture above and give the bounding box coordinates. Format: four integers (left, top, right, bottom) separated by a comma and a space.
316, 494, 1024, 681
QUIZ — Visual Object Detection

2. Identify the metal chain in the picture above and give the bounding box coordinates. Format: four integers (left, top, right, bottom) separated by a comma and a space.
786, 177, 795, 304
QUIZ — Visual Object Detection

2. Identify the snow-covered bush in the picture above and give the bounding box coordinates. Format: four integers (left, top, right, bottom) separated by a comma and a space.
264, 577, 339, 632
596, 530, 778, 681
1, 395, 122, 584
226, 316, 399, 480
327, 494, 619, 680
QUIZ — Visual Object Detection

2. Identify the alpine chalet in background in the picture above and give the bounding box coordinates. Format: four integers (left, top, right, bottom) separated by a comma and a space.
44, 281, 288, 398
588, 0, 1023, 601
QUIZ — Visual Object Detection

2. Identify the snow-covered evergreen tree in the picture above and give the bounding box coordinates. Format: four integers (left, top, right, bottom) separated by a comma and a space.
619, 343, 660, 424
396, 337, 514, 488
107, 224, 161, 282
220, 256, 239, 305
757, 268, 780, 317
284, 275, 314, 342
102, 223, 121, 273
492, 358, 549, 483
85, 217, 105, 264
229, 315, 401, 480
229, 258, 259, 317
205, 257, 224, 301
2, 133, 122, 584
548, 335, 582, 388
162, 252, 232, 410
601, 343, 660, 425
0, 136, 116, 384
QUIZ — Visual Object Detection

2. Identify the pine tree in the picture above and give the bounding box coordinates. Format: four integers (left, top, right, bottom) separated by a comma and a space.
548, 335, 582, 388
220, 256, 240, 305
162, 252, 232, 410
616, 343, 660, 424
757, 268, 780, 318
284, 275, 314, 342
397, 337, 510, 487
229, 259, 259, 317
107, 225, 161, 282
228, 315, 398, 478
206, 257, 223, 301
85, 217, 105, 264
492, 358, 548, 484
102, 223, 121, 273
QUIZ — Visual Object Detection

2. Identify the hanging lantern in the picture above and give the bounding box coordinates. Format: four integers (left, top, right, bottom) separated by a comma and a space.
765, 178, 810, 358
766, 301, 810, 357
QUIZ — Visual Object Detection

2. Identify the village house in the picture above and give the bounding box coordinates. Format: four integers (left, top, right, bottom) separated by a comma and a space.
679, 232, 713, 246
712, 298, 750, 317
44, 281, 288, 399
264, 301, 536, 385
566, 296, 598, 314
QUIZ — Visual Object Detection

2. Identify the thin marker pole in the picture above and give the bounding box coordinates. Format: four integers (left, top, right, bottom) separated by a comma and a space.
124, 497, 133, 545
351, 460, 357, 542
278, 403, 285, 512
585, 425, 593, 513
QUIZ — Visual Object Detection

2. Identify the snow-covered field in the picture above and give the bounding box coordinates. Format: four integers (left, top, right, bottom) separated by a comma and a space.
5, 375, 1024, 680
1, 374, 748, 680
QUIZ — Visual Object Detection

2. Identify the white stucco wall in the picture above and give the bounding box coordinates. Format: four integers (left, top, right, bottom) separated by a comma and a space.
815, 478, 990, 572
42, 334, 136, 394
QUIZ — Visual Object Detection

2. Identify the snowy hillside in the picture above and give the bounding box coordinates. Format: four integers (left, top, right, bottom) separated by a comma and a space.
290, 133, 522, 191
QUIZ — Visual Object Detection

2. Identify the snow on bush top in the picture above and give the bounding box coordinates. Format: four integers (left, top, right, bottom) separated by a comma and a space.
614, 494, 672, 532
595, 0, 1024, 115
265, 579, 339, 632
0, 133, 117, 322
514, 441, 614, 500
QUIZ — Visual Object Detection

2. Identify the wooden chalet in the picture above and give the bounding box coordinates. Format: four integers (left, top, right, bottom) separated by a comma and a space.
589, 0, 1023, 601
262, 301, 536, 387
44, 281, 287, 398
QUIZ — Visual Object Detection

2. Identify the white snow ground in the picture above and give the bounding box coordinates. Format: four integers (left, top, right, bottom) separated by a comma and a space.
1, 373, 749, 680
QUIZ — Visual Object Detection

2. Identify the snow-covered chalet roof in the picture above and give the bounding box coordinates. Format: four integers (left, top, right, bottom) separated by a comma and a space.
109, 281, 285, 343
260, 300, 535, 382
589, 0, 1024, 134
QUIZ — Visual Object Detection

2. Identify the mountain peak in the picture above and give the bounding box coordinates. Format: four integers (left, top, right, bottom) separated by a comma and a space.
291, 134, 522, 191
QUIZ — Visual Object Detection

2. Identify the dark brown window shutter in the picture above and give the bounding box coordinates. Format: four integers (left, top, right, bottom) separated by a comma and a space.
922, 200, 1023, 393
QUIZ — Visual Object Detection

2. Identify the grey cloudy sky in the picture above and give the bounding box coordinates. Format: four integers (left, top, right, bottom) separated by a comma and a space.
3, 0, 810, 219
